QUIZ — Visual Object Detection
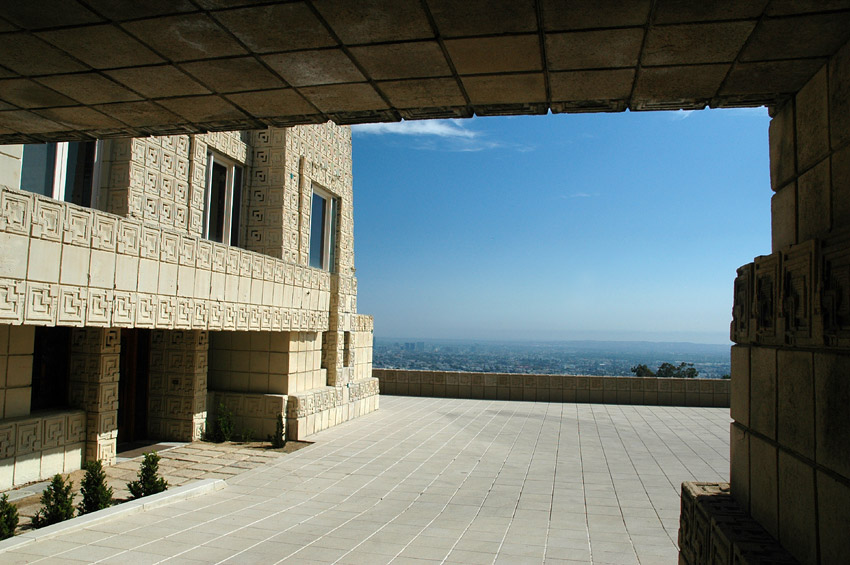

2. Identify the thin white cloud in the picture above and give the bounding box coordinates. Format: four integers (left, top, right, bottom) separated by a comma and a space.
670, 110, 695, 121
352, 118, 534, 153
351, 119, 476, 139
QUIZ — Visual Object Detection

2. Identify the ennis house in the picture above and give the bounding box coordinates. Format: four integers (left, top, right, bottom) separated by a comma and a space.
0, 124, 377, 489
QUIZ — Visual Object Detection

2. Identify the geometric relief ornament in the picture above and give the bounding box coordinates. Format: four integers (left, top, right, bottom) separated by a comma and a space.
112, 292, 136, 327
24, 282, 57, 325
821, 230, 850, 348
0, 424, 15, 459
31, 196, 63, 241
136, 293, 157, 328
780, 240, 818, 346
0, 279, 26, 323
86, 288, 112, 326
58, 286, 87, 326
754, 253, 780, 346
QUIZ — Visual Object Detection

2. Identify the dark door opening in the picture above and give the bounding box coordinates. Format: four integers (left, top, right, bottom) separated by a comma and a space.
31, 326, 71, 412
118, 328, 150, 447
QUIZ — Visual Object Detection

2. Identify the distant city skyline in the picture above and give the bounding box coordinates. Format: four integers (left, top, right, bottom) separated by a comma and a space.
351, 109, 771, 346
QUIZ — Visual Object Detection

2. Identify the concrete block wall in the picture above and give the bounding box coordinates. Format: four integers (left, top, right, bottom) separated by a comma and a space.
728, 37, 850, 565
375, 369, 729, 407
209, 330, 326, 395
0, 324, 34, 419
207, 391, 286, 442
68, 327, 120, 465
0, 409, 85, 491
0, 145, 21, 191
148, 329, 208, 441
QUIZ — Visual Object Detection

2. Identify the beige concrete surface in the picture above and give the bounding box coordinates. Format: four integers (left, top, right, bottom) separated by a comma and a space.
0, 395, 729, 564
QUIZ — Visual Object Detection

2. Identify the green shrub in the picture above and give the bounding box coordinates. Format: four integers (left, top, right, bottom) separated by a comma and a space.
77, 460, 113, 515
127, 452, 168, 499
32, 474, 75, 528
209, 403, 234, 443
270, 413, 286, 449
241, 428, 254, 443
0, 494, 19, 539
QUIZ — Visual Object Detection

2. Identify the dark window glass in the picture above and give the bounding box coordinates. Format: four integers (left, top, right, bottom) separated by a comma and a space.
20, 143, 56, 197
230, 165, 243, 247
64, 141, 96, 206
309, 192, 326, 269
328, 197, 337, 272
208, 161, 228, 243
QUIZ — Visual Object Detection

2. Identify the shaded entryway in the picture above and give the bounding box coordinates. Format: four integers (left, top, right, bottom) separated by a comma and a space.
117, 328, 150, 447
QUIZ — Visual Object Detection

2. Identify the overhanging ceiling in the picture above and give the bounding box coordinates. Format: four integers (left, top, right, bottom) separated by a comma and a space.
1, 0, 849, 143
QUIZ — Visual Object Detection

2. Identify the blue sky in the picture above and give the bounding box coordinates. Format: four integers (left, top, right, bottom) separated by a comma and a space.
350, 108, 771, 345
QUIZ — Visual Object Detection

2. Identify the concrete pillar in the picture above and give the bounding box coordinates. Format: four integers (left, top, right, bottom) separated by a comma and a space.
147, 329, 208, 441
68, 327, 120, 465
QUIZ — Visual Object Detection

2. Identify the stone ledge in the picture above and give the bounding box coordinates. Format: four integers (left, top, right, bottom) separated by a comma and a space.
375, 369, 728, 407
678, 481, 798, 565
0, 478, 226, 554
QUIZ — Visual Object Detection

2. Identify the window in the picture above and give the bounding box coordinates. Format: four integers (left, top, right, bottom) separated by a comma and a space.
309, 185, 338, 271
204, 153, 243, 246
20, 140, 102, 207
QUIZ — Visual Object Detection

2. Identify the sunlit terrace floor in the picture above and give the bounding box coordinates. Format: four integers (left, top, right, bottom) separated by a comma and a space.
3, 396, 730, 565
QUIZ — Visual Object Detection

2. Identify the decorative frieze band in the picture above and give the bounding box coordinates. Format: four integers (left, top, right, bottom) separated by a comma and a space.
0, 185, 351, 333
731, 231, 850, 348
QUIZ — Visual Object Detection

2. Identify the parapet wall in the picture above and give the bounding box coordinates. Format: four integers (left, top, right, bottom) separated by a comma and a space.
374, 369, 729, 407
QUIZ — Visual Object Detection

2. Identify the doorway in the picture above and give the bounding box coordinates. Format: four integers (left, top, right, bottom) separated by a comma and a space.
118, 328, 150, 447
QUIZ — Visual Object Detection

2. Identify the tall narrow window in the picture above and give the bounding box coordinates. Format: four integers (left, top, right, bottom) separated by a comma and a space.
309, 185, 337, 271
204, 153, 243, 245
20, 141, 101, 207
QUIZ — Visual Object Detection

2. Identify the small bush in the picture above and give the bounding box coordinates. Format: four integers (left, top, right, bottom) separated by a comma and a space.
270, 413, 286, 449
0, 494, 19, 539
32, 474, 75, 528
78, 460, 113, 515
127, 452, 168, 499
209, 403, 234, 443
241, 428, 254, 443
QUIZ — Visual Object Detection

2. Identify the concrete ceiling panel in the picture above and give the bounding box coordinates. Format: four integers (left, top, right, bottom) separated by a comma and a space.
349, 42, 450, 80
212, 4, 336, 53
427, 0, 537, 37
1, 1, 102, 30
122, 14, 248, 62
158, 95, 249, 123
83, 0, 197, 21
34, 106, 126, 130
377, 78, 466, 108
546, 29, 644, 71
179, 57, 285, 94
36, 25, 165, 69
740, 13, 850, 62
652, 0, 768, 24
643, 22, 756, 66
0, 1, 847, 140
549, 69, 635, 101
0, 33, 87, 76
313, 0, 433, 44
722, 59, 829, 96
0, 110, 70, 133
105, 66, 211, 99
445, 36, 542, 75
262, 50, 365, 87
35, 73, 143, 105
541, 0, 651, 31
633, 64, 730, 102
226, 89, 319, 118
299, 83, 389, 113
89, 101, 185, 127
462, 73, 546, 105
0, 79, 77, 108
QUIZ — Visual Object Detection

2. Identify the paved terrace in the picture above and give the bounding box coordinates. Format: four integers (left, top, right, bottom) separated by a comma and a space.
3, 396, 729, 565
